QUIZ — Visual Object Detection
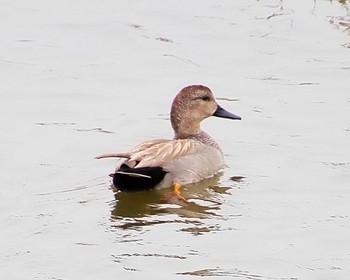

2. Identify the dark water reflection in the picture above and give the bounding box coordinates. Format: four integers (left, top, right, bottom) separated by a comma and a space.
110, 174, 236, 234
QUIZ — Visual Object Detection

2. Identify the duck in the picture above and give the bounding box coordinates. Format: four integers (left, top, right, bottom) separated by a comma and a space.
96, 85, 241, 200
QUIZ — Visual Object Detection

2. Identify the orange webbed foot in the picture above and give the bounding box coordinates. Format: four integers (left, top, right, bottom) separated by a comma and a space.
160, 183, 188, 205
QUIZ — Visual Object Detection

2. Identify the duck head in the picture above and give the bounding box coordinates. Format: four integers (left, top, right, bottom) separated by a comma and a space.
170, 85, 241, 137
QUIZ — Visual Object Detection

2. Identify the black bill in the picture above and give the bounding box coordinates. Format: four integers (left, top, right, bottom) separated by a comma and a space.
213, 105, 241, 120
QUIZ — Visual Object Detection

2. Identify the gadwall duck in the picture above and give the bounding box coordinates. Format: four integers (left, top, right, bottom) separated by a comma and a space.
96, 85, 241, 199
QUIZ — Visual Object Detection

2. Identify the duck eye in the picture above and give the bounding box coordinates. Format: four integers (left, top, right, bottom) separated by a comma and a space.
200, 95, 210, 101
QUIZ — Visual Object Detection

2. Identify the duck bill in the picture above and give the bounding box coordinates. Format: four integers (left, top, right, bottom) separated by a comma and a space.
213, 105, 241, 120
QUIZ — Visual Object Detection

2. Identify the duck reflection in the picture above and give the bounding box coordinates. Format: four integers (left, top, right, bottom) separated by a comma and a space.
110, 173, 231, 232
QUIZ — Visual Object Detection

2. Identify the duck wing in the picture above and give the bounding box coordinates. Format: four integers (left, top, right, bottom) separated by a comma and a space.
94, 139, 169, 160
129, 139, 202, 168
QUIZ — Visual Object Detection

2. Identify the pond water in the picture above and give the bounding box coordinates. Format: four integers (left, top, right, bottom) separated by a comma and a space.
1, 0, 350, 279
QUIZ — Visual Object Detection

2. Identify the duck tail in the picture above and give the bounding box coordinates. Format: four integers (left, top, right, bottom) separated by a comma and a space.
113, 165, 167, 192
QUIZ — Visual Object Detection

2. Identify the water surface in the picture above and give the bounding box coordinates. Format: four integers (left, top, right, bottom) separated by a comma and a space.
1, 0, 350, 279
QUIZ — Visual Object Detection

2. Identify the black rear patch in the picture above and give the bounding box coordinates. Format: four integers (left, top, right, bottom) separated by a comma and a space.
113, 164, 167, 192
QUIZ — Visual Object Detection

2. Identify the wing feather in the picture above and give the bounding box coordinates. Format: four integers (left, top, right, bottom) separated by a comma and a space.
130, 139, 201, 168
96, 138, 202, 171
95, 153, 130, 159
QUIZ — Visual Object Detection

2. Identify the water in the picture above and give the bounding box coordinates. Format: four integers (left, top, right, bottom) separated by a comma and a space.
1, 0, 350, 279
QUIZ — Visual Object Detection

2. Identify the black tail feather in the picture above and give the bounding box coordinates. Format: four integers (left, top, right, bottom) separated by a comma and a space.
113, 164, 167, 192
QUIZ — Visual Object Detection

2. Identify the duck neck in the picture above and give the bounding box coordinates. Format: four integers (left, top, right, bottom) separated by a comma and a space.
172, 121, 201, 139
174, 130, 222, 151
171, 109, 219, 149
